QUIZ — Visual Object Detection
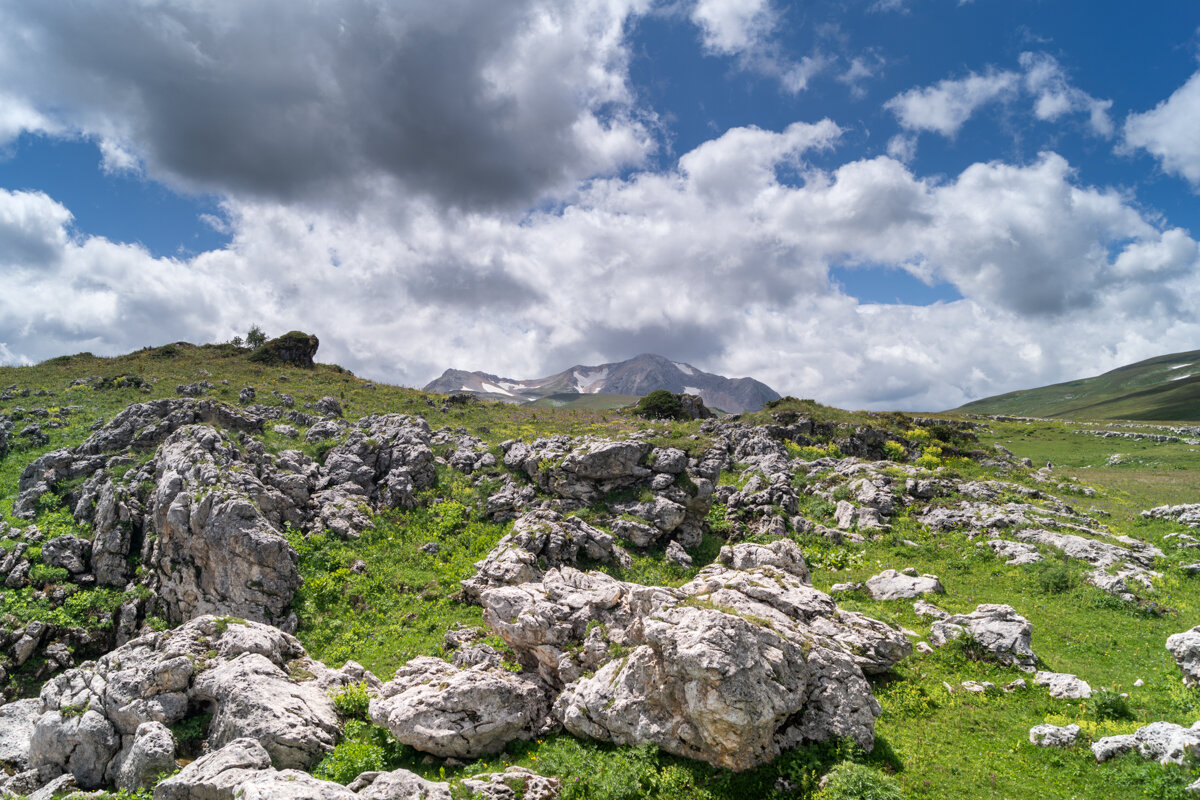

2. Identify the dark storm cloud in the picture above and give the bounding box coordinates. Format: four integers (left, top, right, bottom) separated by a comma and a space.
0, 0, 649, 209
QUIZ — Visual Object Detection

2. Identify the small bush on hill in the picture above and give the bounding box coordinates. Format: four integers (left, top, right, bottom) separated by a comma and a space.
635, 390, 684, 420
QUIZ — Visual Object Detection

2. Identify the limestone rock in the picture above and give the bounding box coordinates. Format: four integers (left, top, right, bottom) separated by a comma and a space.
0, 698, 43, 769
929, 604, 1037, 671
1167, 626, 1200, 686
1030, 723, 1080, 747
864, 569, 944, 600
150, 425, 302, 627
1034, 671, 1092, 699
368, 656, 551, 758
482, 539, 908, 771
1093, 721, 1200, 765
111, 721, 175, 791
31, 616, 337, 788
155, 737, 273, 800
461, 509, 630, 602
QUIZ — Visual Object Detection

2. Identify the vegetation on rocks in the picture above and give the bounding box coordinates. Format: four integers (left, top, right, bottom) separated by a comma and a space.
2, 340, 1200, 798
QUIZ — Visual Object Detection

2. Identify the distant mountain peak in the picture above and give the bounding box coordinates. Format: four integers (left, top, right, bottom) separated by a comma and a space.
423, 353, 780, 413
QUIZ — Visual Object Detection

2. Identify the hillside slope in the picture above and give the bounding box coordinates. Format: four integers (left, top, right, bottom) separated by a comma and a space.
423, 353, 780, 413
955, 349, 1200, 420
2, 339, 1200, 799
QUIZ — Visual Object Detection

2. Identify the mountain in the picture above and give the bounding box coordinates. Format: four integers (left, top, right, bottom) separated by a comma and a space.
954, 348, 1200, 421
422, 353, 781, 413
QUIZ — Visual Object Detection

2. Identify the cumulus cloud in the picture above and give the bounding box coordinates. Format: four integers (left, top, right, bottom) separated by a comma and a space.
885, 69, 1018, 136
1124, 70, 1200, 187
1020, 52, 1113, 136
887, 53, 1113, 139
0, 0, 654, 210
3, 123, 1196, 410
688, 0, 827, 93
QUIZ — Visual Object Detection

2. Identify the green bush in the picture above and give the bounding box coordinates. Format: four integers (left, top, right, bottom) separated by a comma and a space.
29, 563, 70, 585
818, 762, 903, 800
1090, 688, 1134, 721
313, 738, 386, 784
882, 440, 907, 461
1037, 563, 1074, 595
635, 391, 683, 421
333, 681, 372, 721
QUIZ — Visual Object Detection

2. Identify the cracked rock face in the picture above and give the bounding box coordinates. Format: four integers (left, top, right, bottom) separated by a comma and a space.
151, 425, 303, 628
460, 509, 631, 603
481, 539, 908, 771
26, 616, 345, 789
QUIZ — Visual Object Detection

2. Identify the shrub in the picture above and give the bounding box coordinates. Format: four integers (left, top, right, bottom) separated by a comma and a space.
882, 440, 907, 461
313, 738, 386, 784
635, 390, 684, 421
332, 681, 372, 721
1090, 688, 1134, 721
1037, 563, 1074, 594
818, 762, 903, 800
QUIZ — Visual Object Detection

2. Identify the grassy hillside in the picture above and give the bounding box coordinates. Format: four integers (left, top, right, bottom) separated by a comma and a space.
954, 349, 1200, 421
5, 343, 1200, 799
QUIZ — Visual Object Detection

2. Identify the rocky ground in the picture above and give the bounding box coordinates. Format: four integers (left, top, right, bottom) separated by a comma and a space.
2, 343, 1200, 799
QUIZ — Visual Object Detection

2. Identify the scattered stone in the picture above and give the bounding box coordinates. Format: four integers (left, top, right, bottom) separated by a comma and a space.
1034, 671, 1092, 699
1030, 723, 1080, 747
273, 424, 299, 438
315, 396, 344, 417
1167, 626, 1200, 686
864, 569, 944, 600
1093, 721, 1200, 765
929, 604, 1038, 671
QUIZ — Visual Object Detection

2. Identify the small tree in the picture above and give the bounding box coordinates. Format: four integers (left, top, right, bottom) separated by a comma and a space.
635, 390, 683, 420
230, 335, 244, 348
246, 325, 267, 349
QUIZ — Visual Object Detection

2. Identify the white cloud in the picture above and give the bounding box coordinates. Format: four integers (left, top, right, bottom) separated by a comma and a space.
884, 69, 1018, 136
3, 128, 1196, 410
1124, 70, 1200, 187
886, 134, 917, 163
691, 0, 776, 54
1019, 52, 1113, 136
687, 0, 827, 94
886, 53, 1113, 140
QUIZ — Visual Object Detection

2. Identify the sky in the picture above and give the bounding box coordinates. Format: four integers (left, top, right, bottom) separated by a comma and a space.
1, 1, 1199, 411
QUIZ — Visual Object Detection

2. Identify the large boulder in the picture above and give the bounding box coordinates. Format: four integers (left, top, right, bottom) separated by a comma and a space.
481, 539, 908, 771
0, 698, 42, 769
1093, 721, 1200, 765
929, 604, 1038, 672
247, 331, 320, 368
150, 425, 303, 628
368, 656, 551, 759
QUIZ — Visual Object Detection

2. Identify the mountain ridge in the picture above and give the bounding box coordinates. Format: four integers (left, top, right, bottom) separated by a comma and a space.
423, 353, 780, 413
953, 348, 1200, 421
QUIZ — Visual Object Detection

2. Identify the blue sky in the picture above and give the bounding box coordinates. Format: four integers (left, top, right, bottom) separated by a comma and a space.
1, 0, 1199, 410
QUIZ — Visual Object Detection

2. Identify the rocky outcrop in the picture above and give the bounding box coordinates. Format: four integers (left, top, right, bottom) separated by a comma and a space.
929, 604, 1037, 671
1142, 503, 1200, 528
311, 415, 436, 537
158, 737, 560, 800
23, 616, 345, 790
247, 331, 320, 368
150, 425, 304, 628
1093, 721, 1200, 765
481, 539, 908, 771
461, 509, 631, 602
368, 656, 551, 758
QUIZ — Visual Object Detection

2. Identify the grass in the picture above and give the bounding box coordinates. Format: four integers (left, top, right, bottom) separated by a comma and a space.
7, 340, 1200, 797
